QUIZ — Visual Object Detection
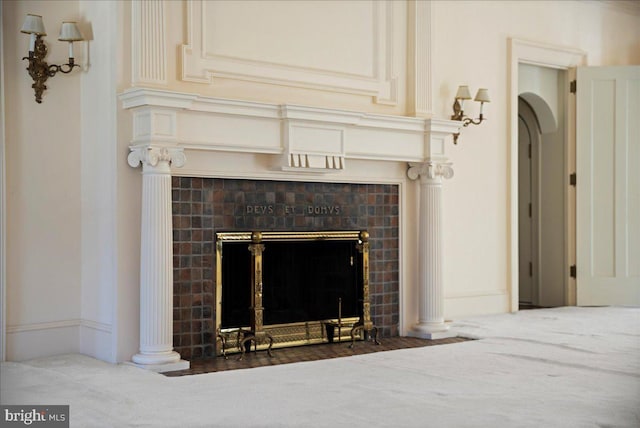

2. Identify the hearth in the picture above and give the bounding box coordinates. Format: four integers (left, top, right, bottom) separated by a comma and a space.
216, 231, 375, 356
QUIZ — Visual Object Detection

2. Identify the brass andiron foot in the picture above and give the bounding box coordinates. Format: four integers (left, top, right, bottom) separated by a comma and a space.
217, 332, 228, 360
237, 330, 274, 361
349, 318, 380, 349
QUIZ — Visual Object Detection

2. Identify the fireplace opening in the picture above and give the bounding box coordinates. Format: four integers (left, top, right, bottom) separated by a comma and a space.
221, 240, 363, 327
216, 231, 370, 354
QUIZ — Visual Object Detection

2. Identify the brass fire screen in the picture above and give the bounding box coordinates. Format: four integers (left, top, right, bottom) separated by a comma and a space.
215, 231, 374, 356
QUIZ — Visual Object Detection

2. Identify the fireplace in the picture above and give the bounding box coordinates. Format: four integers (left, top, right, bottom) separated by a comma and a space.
124, 88, 461, 371
172, 177, 399, 360
216, 231, 371, 354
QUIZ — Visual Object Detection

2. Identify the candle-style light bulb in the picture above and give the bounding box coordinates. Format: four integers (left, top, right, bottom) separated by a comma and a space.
28, 33, 36, 53
21, 14, 46, 54
58, 21, 83, 61
474, 88, 490, 119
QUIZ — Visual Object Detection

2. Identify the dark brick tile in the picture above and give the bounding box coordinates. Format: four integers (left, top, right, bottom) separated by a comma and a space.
172, 177, 400, 357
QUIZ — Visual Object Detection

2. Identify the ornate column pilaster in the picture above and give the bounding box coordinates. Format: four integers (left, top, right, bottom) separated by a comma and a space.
407, 0, 432, 117
132, 0, 167, 85
406, 118, 461, 339
128, 144, 189, 372
407, 161, 455, 338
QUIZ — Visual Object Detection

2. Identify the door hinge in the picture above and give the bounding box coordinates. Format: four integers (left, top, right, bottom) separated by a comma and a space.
570, 80, 577, 93
570, 173, 576, 186
529, 262, 533, 277
570, 265, 577, 278
528, 143, 532, 159
528, 203, 532, 218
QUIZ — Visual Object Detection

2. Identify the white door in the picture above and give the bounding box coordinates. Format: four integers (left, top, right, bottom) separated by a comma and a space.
576, 66, 640, 305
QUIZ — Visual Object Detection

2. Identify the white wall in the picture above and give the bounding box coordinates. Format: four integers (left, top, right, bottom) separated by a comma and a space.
77, 0, 118, 362
431, 0, 639, 317
115, 0, 142, 363
3, 0, 83, 360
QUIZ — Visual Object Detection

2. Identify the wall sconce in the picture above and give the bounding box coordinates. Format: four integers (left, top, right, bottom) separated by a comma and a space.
451, 85, 490, 144
21, 14, 84, 104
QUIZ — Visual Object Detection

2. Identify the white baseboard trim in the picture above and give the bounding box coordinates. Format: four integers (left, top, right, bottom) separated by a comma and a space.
7, 319, 82, 334
6, 322, 80, 361
6, 319, 113, 362
6, 319, 112, 334
445, 292, 510, 320
80, 319, 112, 333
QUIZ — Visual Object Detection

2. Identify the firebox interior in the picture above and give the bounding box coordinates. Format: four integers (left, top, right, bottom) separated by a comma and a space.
221, 240, 362, 328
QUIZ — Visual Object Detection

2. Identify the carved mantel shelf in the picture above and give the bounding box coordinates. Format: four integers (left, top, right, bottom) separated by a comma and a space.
119, 88, 462, 173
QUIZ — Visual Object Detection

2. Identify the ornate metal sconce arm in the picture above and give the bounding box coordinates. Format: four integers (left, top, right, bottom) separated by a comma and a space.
49, 59, 80, 75
450, 86, 490, 144
453, 114, 486, 144
462, 114, 485, 127
21, 36, 80, 103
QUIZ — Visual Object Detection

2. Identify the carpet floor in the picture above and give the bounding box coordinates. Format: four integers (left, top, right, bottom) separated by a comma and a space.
1, 307, 639, 428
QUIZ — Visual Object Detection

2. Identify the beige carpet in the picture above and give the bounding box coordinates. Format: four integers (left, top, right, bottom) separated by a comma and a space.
2, 307, 639, 427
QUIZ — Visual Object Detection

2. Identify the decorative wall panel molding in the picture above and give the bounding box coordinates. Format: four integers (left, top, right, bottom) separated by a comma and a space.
181, 0, 398, 104
407, 0, 432, 116
132, 0, 167, 85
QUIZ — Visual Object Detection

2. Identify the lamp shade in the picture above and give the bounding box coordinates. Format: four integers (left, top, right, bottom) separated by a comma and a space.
455, 85, 472, 100
21, 14, 46, 35
474, 88, 491, 103
58, 22, 83, 41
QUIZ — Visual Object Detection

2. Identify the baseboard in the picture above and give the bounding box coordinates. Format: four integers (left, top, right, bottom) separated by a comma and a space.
6, 319, 114, 362
444, 291, 510, 320
6, 321, 80, 361
80, 321, 115, 363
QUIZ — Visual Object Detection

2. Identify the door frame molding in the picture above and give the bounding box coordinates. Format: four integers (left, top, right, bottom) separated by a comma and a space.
507, 38, 586, 312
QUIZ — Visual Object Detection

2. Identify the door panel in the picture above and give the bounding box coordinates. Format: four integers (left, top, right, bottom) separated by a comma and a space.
576, 66, 640, 305
518, 115, 533, 304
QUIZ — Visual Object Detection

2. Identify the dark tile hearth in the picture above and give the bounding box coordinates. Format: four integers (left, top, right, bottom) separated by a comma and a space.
164, 336, 471, 377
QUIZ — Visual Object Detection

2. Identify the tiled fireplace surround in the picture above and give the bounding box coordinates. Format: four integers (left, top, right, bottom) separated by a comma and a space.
172, 177, 400, 359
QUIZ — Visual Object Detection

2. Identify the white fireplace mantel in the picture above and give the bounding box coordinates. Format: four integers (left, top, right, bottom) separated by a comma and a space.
120, 88, 462, 171
122, 87, 463, 371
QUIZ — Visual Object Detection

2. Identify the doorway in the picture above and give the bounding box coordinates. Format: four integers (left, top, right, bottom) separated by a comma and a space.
517, 64, 568, 309
508, 39, 587, 311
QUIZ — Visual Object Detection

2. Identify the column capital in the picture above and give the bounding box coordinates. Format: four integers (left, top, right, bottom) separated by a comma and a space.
128, 144, 186, 171
407, 160, 454, 181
